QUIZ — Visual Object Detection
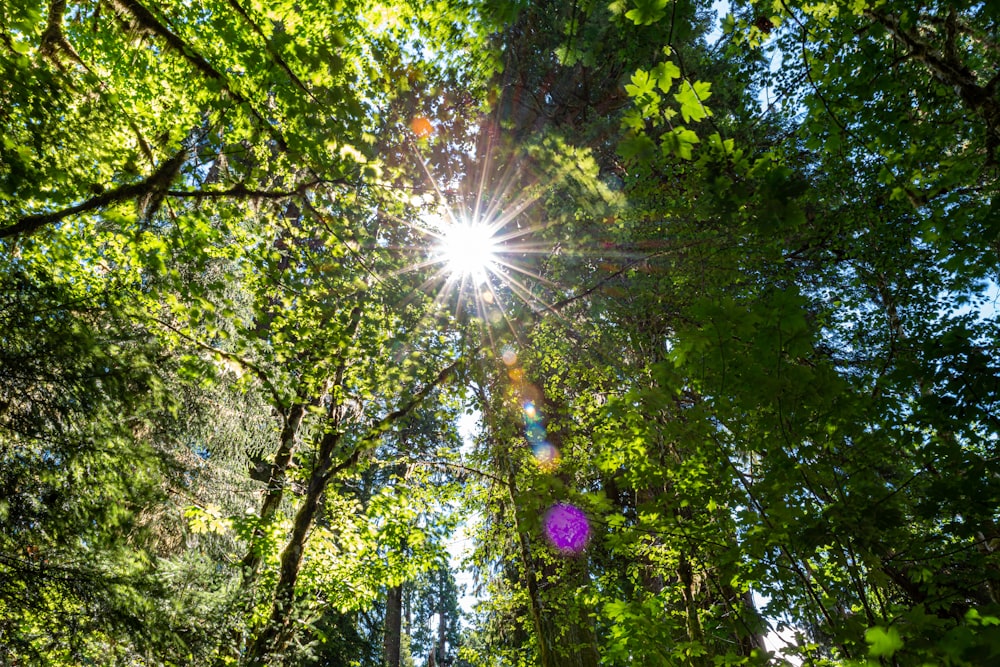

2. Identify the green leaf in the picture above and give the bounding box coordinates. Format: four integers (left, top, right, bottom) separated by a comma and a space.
624, 0, 668, 25
674, 81, 713, 123
865, 626, 903, 658
604, 600, 631, 620
662, 126, 700, 160
619, 134, 657, 162
652, 61, 681, 93
625, 69, 656, 99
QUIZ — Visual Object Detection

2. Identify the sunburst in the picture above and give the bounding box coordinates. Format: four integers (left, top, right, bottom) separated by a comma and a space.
429, 212, 501, 285
388, 146, 555, 329
383, 125, 634, 349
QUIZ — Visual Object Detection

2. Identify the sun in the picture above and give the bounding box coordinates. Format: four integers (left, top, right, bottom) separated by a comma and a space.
391, 140, 574, 322
433, 216, 501, 283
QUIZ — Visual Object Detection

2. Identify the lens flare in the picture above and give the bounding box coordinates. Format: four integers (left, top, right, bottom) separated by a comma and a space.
544, 503, 590, 554
436, 220, 500, 283
532, 441, 560, 470
525, 424, 546, 443
410, 116, 434, 137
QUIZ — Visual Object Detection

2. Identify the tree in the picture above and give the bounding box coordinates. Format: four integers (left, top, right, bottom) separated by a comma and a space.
2, 0, 492, 663
460, 0, 1000, 665
0, 235, 225, 662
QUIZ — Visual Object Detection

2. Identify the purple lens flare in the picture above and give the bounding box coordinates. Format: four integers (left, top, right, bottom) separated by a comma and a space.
543, 503, 590, 554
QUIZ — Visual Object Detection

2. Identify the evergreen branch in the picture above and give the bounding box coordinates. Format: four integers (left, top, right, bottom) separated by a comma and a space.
146, 315, 285, 409
329, 357, 465, 480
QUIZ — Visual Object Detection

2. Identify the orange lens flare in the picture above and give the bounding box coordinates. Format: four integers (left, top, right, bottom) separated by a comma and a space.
410, 116, 434, 138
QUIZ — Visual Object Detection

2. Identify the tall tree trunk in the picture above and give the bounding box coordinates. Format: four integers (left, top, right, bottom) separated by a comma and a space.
384, 585, 403, 667
404, 585, 412, 634
241, 401, 306, 579
436, 579, 448, 664
505, 469, 554, 667
243, 359, 459, 665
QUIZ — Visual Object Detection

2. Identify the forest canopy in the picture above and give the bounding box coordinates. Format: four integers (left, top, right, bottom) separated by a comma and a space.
1, 0, 999, 665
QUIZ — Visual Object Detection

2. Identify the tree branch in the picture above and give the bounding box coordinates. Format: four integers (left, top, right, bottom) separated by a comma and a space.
0, 148, 186, 238
409, 459, 506, 484
39, 0, 88, 69
109, 0, 229, 89
244, 356, 464, 666
108, 0, 289, 151
223, 0, 320, 105
331, 357, 465, 479
166, 179, 343, 200
867, 9, 1000, 133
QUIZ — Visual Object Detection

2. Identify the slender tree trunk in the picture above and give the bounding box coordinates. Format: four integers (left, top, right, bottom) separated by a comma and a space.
436, 577, 448, 664
404, 585, 412, 634
243, 359, 460, 665
678, 554, 704, 647
241, 402, 306, 578
505, 469, 554, 667
244, 431, 345, 667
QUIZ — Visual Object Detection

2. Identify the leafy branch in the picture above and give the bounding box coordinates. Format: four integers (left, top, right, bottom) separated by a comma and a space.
146, 314, 286, 410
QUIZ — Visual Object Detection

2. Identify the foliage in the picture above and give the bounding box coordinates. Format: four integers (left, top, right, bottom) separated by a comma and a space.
2, 0, 999, 665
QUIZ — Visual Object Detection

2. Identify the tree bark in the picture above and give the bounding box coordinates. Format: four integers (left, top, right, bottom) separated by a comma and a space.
384, 585, 403, 667
244, 429, 347, 667
241, 402, 306, 579
0, 148, 186, 238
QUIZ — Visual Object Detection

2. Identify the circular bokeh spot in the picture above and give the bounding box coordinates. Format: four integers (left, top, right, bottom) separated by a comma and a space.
501, 347, 517, 366
525, 423, 546, 443
543, 503, 590, 554
532, 441, 560, 471
410, 116, 434, 137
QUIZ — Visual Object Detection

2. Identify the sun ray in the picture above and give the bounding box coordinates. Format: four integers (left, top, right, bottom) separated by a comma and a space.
490, 258, 560, 288
480, 277, 526, 346
473, 124, 495, 228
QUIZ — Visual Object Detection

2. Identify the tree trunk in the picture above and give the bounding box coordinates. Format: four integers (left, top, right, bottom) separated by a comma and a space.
244, 431, 345, 667
241, 402, 306, 578
436, 585, 447, 665
384, 585, 403, 667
